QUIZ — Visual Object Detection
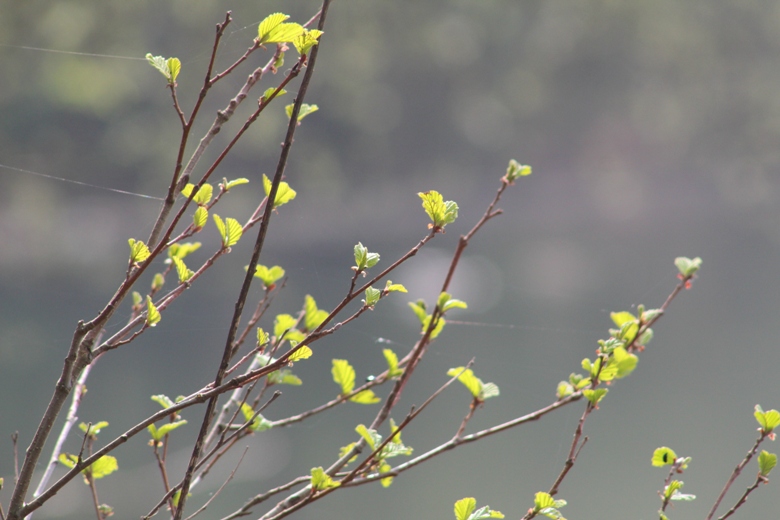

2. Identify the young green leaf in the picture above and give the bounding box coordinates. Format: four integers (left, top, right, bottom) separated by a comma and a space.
251, 264, 285, 289
354, 242, 380, 270
262, 87, 287, 102
754, 405, 780, 433
132, 291, 142, 307
332, 359, 356, 394
151, 273, 164, 291
612, 346, 638, 378
310, 466, 340, 490
146, 296, 161, 327
151, 394, 175, 409
759, 450, 777, 476
350, 389, 381, 404
262, 174, 297, 207
128, 238, 151, 264
422, 314, 446, 339
168, 242, 201, 260
223, 177, 250, 191
89, 455, 118, 479
610, 311, 636, 327
273, 314, 298, 339
652, 447, 678, 467
145, 54, 180, 84
213, 214, 242, 248
192, 206, 208, 231
285, 103, 319, 122
172, 256, 194, 283
267, 368, 302, 386
364, 286, 381, 307
504, 159, 532, 184
454, 497, 477, 520
438, 292, 468, 312
379, 461, 393, 488
256, 327, 269, 347
384, 349, 403, 378
447, 367, 482, 398
583, 387, 607, 406
674, 256, 702, 277
408, 300, 428, 324
355, 424, 381, 450
304, 295, 329, 331
418, 190, 459, 228
148, 420, 187, 441
191, 184, 213, 205
556, 381, 575, 399
384, 280, 407, 293
288, 343, 313, 362
240, 403, 274, 432
79, 421, 109, 436
293, 29, 323, 55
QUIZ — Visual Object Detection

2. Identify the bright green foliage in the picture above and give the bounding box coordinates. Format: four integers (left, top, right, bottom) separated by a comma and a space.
454, 497, 505, 520
146, 296, 161, 327
172, 256, 194, 283
379, 461, 393, 487
332, 359, 381, 404
583, 388, 607, 406
310, 466, 340, 490
339, 442, 359, 463
151, 394, 176, 409
556, 381, 574, 399
221, 177, 250, 191
128, 238, 151, 264
355, 423, 413, 462
384, 280, 407, 293
504, 159, 532, 184
193, 206, 208, 231
285, 103, 319, 121
418, 190, 459, 228
262, 87, 287, 102
304, 295, 329, 331
273, 314, 305, 343
754, 404, 780, 433
354, 242, 380, 271
145, 54, 181, 84
132, 291, 142, 307
364, 286, 381, 307
533, 492, 567, 520
213, 214, 243, 248
256, 327, 269, 346
384, 349, 403, 378
447, 367, 499, 401
664, 480, 696, 502
251, 264, 285, 289
59, 453, 118, 480
675, 256, 702, 278
240, 403, 274, 432
151, 273, 164, 291
181, 183, 213, 205
267, 368, 302, 386
148, 420, 187, 441
287, 341, 313, 361
356, 423, 381, 450
652, 447, 678, 467
408, 299, 446, 338
758, 450, 777, 476
79, 421, 109, 436
438, 292, 468, 312
257, 13, 304, 45
168, 242, 201, 260
611, 346, 638, 378
262, 174, 297, 207
293, 29, 323, 55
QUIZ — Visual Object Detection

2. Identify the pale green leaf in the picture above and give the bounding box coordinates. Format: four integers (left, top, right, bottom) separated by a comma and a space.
193, 206, 208, 230
262, 174, 297, 207
128, 238, 151, 264
262, 87, 287, 101
292, 29, 323, 55
759, 450, 777, 476
172, 256, 194, 283
224, 177, 249, 190
257, 13, 290, 43
384, 280, 407, 293
349, 389, 381, 404
364, 286, 381, 307
384, 348, 403, 377
89, 455, 118, 479
332, 359, 355, 394
273, 313, 298, 339
251, 264, 285, 288
652, 447, 678, 467
285, 103, 319, 122
288, 343, 313, 362
454, 497, 476, 520
447, 367, 482, 398
304, 295, 329, 331
167, 57, 181, 82
146, 296, 161, 327
310, 466, 340, 490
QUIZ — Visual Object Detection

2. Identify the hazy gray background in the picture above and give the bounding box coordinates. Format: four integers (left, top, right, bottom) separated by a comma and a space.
2, 0, 780, 518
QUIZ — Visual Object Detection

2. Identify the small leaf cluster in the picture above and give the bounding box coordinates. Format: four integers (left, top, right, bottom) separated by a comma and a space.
503, 159, 532, 185
145, 54, 181, 85
147, 395, 187, 444
332, 359, 381, 404
59, 422, 118, 483
419, 190, 459, 230
447, 367, 499, 402
408, 292, 467, 339
353, 420, 413, 488
454, 498, 503, 520
531, 492, 567, 520
257, 13, 323, 55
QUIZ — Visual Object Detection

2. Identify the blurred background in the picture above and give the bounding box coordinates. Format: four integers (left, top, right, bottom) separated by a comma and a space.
2, 0, 780, 518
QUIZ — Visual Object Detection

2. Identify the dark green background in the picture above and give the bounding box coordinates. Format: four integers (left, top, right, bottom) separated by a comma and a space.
2, 1, 780, 518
